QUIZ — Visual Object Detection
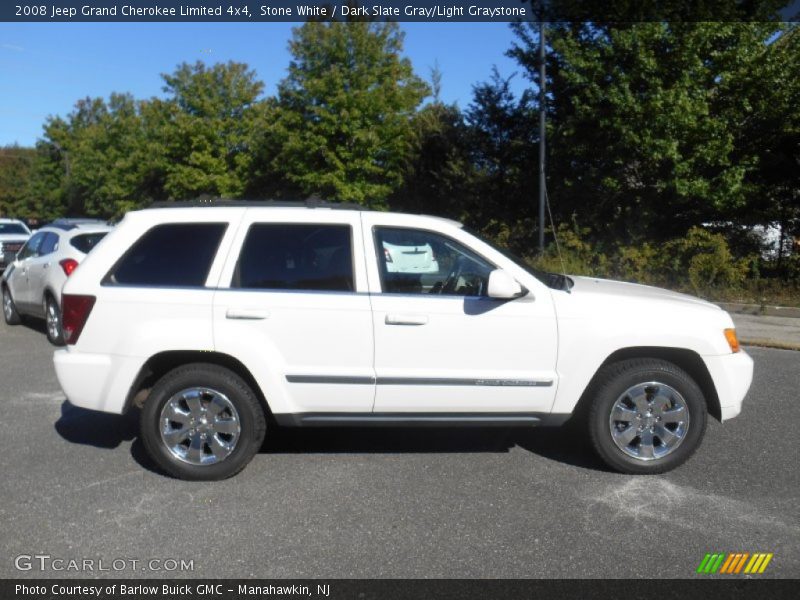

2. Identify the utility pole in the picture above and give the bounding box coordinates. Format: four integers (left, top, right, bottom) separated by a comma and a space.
538, 19, 546, 253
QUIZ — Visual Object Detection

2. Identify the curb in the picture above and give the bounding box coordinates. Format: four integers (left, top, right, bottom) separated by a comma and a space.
741, 338, 800, 352
717, 302, 800, 318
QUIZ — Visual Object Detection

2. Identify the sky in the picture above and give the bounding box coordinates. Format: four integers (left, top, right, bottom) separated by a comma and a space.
0, 22, 530, 147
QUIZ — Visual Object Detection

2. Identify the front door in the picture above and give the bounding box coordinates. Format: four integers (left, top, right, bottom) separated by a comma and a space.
363, 219, 558, 414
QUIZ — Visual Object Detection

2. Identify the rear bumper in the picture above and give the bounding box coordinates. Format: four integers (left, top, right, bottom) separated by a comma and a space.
53, 349, 143, 414
703, 350, 754, 421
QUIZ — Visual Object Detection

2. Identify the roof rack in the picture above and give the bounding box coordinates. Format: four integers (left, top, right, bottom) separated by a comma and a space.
44, 218, 109, 231
147, 199, 370, 211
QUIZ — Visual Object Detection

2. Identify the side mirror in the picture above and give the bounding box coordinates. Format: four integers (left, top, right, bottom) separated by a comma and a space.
487, 269, 525, 299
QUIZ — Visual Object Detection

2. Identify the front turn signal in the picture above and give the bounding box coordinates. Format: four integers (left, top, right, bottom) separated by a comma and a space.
724, 328, 741, 353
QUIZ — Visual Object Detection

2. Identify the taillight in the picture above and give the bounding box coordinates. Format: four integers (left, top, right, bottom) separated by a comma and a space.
60, 258, 79, 276
61, 294, 95, 345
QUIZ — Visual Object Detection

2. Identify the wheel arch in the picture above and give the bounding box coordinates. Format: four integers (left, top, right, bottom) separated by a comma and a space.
124, 350, 272, 419
572, 346, 721, 422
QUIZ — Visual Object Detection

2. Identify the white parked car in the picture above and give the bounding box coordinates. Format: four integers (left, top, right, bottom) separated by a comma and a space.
2, 219, 112, 345
52, 202, 753, 480
0, 218, 32, 272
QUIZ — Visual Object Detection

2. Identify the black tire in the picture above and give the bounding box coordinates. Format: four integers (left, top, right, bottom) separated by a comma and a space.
588, 358, 707, 474
140, 363, 267, 480
44, 295, 65, 346
2, 286, 21, 325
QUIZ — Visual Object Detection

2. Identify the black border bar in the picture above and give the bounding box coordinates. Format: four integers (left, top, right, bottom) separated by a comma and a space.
3, 1, 799, 23
3, 579, 799, 600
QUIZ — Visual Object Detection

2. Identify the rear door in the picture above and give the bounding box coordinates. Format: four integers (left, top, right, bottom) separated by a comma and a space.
25, 231, 60, 313
213, 210, 375, 417
9, 231, 46, 309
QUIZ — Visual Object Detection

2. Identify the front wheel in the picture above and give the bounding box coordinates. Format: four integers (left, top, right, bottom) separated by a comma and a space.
140, 363, 267, 480
588, 358, 707, 474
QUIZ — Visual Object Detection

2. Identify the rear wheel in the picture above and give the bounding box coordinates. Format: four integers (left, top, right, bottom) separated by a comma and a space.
45, 295, 65, 346
588, 358, 707, 474
140, 363, 267, 480
2, 286, 21, 325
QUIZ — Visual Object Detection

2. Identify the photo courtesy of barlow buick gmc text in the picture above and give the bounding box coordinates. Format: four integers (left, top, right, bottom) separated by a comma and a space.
0, 0, 798, 598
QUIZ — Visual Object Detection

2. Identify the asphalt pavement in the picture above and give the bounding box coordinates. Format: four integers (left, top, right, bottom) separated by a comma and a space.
0, 317, 798, 579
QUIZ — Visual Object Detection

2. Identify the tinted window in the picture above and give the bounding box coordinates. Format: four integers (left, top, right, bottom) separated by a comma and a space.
107, 223, 226, 287
0, 223, 29, 235
18, 232, 46, 260
39, 232, 59, 256
71, 232, 108, 254
234, 224, 353, 292
375, 227, 494, 296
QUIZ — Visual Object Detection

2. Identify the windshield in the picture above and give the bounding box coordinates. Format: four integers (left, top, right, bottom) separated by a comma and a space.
0, 223, 29, 235
464, 227, 573, 291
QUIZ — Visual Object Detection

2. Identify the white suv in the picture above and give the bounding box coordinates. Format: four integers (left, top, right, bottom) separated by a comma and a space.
3, 220, 112, 345
53, 202, 753, 480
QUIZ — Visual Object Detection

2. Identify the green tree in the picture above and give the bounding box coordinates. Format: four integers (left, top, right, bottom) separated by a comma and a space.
508, 20, 790, 244
389, 101, 474, 218
159, 61, 265, 200
0, 145, 35, 217
268, 21, 428, 207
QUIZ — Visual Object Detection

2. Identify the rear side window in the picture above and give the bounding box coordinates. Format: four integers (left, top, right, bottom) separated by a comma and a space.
233, 224, 353, 292
106, 223, 226, 287
71, 232, 108, 254
39, 232, 59, 256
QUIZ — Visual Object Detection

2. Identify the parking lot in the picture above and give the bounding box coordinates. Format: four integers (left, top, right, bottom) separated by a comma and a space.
1, 317, 798, 579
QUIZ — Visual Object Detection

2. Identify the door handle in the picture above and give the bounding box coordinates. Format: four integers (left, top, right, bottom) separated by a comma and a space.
43, 263, 49, 269
225, 308, 269, 320
385, 314, 428, 326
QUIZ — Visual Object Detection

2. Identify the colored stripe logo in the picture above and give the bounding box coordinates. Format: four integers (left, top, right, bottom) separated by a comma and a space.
697, 552, 773, 574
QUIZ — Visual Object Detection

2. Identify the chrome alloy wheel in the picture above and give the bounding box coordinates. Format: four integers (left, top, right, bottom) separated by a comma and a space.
3, 289, 13, 321
608, 382, 690, 461
159, 387, 241, 466
46, 299, 60, 341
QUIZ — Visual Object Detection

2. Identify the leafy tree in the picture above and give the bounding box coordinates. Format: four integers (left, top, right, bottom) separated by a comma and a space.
508, 20, 791, 245
389, 101, 474, 218
268, 21, 428, 207
0, 145, 35, 217
159, 61, 265, 200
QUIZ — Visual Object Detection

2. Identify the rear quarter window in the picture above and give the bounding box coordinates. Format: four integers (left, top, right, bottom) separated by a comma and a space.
105, 223, 227, 287
70, 232, 108, 254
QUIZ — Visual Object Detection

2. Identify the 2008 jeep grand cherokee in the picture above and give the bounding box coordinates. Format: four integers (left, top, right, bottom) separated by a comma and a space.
52, 201, 753, 480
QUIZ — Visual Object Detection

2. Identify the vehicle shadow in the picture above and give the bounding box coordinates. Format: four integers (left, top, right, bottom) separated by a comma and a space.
54, 402, 608, 475
54, 401, 138, 450
261, 421, 609, 471
21, 316, 47, 336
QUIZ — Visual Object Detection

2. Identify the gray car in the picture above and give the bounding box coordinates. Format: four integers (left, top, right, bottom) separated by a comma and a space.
2, 220, 112, 345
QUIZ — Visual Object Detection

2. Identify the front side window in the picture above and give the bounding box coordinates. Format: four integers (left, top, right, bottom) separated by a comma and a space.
374, 227, 494, 296
233, 224, 354, 292
18, 232, 45, 261
106, 223, 226, 287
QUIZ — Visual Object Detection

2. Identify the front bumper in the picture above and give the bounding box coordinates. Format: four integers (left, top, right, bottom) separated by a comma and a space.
53, 349, 144, 414
703, 350, 754, 421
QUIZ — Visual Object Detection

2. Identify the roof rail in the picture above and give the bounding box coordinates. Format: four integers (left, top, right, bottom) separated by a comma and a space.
44, 218, 109, 231
147, 199, 370, 211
